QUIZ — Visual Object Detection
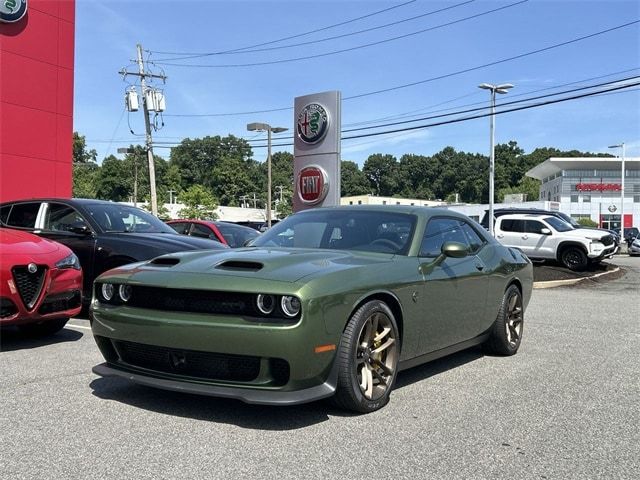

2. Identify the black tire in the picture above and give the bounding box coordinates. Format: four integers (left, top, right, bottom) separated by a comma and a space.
484, 285, 523, 356
18, 318, 68, 336
560, 246, 588, 271
332, 300, 400, 413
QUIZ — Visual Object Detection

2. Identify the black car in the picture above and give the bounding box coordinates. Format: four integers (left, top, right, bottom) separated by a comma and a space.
0, 199, 228, 305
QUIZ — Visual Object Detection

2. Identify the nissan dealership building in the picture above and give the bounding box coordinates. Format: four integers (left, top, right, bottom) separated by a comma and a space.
526, 157, 640, 230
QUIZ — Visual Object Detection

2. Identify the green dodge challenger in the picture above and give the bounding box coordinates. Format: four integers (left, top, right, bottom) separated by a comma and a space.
91, 206, 533, 413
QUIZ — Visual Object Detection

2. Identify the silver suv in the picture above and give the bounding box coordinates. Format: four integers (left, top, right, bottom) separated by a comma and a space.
494, 214, 616, 271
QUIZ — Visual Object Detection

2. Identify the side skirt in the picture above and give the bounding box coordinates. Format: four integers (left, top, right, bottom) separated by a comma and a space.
398, 333, 490, 372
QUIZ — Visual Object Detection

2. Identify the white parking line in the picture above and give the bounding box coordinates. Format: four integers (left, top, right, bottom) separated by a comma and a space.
66, 323, 92, 331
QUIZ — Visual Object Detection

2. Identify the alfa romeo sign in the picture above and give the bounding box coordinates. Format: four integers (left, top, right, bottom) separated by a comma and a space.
298, 165, 329, 205
296, 103, 329, 144
0, 0, 27, 23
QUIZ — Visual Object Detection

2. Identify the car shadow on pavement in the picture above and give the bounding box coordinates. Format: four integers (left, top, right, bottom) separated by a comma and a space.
0, 326, 83, 352
394, 346, 485, 390
89, 376, 337, 430
88, 347, 486, 429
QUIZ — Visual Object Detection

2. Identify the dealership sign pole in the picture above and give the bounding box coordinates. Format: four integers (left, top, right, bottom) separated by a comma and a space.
293, 91, 341, 212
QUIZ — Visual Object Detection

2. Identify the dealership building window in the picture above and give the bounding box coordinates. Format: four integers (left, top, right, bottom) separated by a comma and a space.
570, 194, 579, 203
583, 194, 591, 203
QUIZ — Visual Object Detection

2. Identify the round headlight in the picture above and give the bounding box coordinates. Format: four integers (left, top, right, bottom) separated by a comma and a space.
281, 296, 301, 318
119, 284, 132, 302
256, 294, 275, 315
101, 283, 114, 301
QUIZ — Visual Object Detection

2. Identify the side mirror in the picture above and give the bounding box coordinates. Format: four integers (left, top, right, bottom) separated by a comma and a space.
419, 241, 468, 275
540, 228, 552, 235
441, 241, 469, 258
69, 222, 91, 235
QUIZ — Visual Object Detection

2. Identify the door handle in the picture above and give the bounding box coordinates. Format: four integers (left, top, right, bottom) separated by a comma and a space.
522, 235, 528, 240
496, 234, 504, 239
475, 263, 484, 271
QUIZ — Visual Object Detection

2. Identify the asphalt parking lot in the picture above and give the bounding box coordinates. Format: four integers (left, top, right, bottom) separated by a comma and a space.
1, 257, 638, 480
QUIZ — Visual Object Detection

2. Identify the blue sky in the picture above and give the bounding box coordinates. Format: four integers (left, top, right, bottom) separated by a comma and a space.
74, 0, 640, 166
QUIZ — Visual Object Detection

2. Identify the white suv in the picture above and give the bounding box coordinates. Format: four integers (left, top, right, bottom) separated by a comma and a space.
494, 214, 616, 271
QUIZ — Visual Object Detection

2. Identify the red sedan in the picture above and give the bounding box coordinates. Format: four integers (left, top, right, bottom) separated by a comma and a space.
1, 227, 82, 335
166, 220, 259, 248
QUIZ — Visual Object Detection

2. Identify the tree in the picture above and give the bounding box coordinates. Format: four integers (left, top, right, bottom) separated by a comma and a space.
577, 217, 598, 227
73, 132, 97, 164
362, 154, 398, 196
169, 135, 253, 191
72, 162, 99, 198
95, 155, 132, 201
178, 185, 218, 220
341, 161, 370, 196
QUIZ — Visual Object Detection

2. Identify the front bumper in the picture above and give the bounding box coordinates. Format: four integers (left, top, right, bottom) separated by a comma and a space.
92, 359, 339, 405
90, 302, 341, 405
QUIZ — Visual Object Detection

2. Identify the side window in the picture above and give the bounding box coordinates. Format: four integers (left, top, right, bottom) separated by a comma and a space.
0, 205, 11, 224
168, 222, 189, 235
460, 222, 485, 253
44, 203, 87, 232
525, 220, 545, 234
5, 203, 41, 229
420, 218, 464, 257
191, 223, 217, 240
500, 219, 525, 232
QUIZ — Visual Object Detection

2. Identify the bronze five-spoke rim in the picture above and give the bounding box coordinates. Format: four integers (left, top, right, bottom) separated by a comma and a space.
505, 292, 523, 346
355, 312, 398, 401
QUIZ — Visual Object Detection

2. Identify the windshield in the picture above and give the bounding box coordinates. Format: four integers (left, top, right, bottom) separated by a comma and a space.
252, 209, 416, 255
216, 223, 260, 248
544, 216, 573, 232
86, 203, 176, 233
555, 212, 579, 228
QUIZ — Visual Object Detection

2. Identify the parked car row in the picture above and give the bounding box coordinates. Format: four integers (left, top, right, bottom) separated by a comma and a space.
0, 198, 228, 309
482, 208, 620, 271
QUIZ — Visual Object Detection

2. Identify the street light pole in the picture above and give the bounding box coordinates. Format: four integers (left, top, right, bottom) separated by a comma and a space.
608, 142, 626, 246
478, 82, 514, 236
247, 122, 288, 228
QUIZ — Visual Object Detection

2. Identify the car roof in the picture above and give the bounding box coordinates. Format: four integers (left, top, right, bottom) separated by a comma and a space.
303, 204, 471, 220
1, 198, 123, 207
497, 214, 554, 220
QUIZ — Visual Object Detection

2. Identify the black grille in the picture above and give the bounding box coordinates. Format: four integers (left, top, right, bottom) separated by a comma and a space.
601, 234, 614, 246
112, 340, 261, 382
12, 265, 47, 310
38, 290, 82, 315
1, 298, 18, 318
128, 286, 258, 316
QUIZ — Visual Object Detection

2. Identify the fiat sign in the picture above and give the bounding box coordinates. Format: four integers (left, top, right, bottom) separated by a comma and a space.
298, 165, 329, 205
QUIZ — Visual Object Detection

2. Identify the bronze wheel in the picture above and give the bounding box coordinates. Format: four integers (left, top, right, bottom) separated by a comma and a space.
484, 285, 523, 356
333, 300, 400, 413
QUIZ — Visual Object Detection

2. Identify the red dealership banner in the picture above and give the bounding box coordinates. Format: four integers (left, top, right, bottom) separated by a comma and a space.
575, 183, 621, 192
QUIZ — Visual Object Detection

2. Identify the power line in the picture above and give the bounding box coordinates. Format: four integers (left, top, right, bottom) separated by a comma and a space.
238, 75, 640, 143
149, 81, 640, 150
343, 81, 640, 140
164, 18, 640, 118
342, 67, 640, 127
153, 1, 475, 61
154, 1, 529, 68
149, 0, 417, 56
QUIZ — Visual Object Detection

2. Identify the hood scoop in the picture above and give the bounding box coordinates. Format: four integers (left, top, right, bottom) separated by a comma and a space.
216, 260, 263, 271
150, 257, 180, 266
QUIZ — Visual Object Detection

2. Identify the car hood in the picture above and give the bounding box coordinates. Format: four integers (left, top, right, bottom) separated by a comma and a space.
101, 232, 229, 251
0, 227, 62, 255
136, 247, 394, 283
566, 228, 610, 239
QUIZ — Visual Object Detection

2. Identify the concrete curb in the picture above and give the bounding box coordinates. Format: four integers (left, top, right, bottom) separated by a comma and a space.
533, 266, 621, 289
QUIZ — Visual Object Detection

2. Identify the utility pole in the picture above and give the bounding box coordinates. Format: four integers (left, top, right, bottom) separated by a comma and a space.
119, 44, 167, 216
167, 189, 176, 204
275, 185, 285, 204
